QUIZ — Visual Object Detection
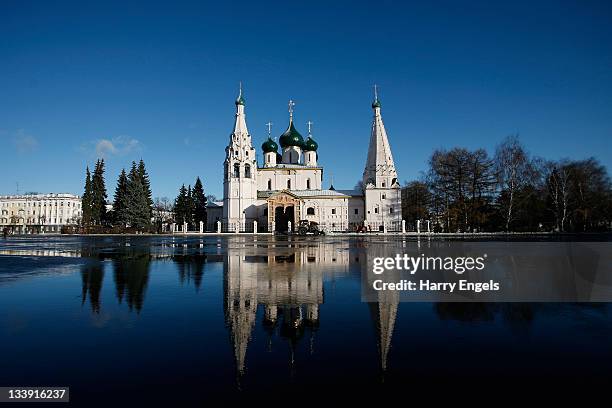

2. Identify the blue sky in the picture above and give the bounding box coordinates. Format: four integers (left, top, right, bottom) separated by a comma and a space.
1, 0, 611, 200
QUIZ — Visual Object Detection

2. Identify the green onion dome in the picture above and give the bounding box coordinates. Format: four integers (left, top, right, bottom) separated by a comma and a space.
279, 121, 305, 148
261, 137, 278, 153
372, 98, 381, 109
303, 136, 318, 152
235, 94, 245, 106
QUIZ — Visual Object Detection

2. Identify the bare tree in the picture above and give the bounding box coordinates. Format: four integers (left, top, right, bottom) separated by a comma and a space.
567, 158, 612, 231
427, 148, 495, 232
354, 180, 365, 194
544, 160, 572, 232
401, 181, 431, 228
494, 135, 532, 231
153, 196, 173, 232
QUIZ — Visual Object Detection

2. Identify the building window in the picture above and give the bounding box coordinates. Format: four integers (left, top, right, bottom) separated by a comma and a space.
332, 208, 336, 215
245, 164, 251, 178
307, 207, 315, 215
233, 163, 240, 178
374, 207, 379, 214
354, 208, 358, 215
267, 179, 272, 190
390, 207, 394, 214
306, 179, 311, 189
382, 194, 386, 199
287, 179, 291, 189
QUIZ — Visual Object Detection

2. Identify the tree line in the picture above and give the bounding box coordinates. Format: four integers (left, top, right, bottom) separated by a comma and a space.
82, 159, 154, 232
402, 135, 612, 233
81, 158, 208, 233
173, 177, 207, 230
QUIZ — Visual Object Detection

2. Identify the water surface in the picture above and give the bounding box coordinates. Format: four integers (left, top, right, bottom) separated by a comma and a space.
0, 235, 611, 404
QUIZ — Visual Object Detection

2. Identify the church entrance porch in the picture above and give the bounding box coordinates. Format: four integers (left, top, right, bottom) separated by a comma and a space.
267, 191, 302, 233
275, 206, 294, 233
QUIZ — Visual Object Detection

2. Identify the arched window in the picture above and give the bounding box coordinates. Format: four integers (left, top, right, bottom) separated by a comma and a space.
306, 179, 311, 189
233, 163, 240, 178
306, 207, 315, 215
287, 179, 291, 189
267, 179, 272, 190
245, 164, 251, 178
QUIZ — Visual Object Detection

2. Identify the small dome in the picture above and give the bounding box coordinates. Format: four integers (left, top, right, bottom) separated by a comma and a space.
261, 137, 278, 153
303, 136, 318, 151
372, 99, 381, 109
279, 121, 305, 148
235, 94, 245, 106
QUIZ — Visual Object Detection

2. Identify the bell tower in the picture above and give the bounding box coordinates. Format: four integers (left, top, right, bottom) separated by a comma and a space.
362, 85, 402, 231
222, 83, 258, 230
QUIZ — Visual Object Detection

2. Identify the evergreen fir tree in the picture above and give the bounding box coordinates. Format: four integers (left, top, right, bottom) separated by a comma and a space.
137, 159, 154, 220
126, 162, 150, 231
91, 159, 108, 226
192, 177, 207, 229
82, 166, 93, 226
174, 184, 189, 225
186, 185, 195, 228
113, 169, 129, 228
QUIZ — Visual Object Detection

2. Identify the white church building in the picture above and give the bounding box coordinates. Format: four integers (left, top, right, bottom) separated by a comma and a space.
219, 86, 401, 233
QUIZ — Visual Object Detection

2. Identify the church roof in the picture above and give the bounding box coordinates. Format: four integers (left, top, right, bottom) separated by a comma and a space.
231, 85, 248, 136
279, 121, 305, 148
303, 136, 318, 152
363, 89, 398, 185
258, 164, 322, 170
261, 137, 278, 153
336, 189, 364, 197
258, 189, 355, 199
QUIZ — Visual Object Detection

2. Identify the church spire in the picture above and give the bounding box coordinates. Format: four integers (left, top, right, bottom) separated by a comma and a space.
235, 81, 245, 106
232, 82, 248, 136
363, 85, 398, 187
372, 84, 381, 108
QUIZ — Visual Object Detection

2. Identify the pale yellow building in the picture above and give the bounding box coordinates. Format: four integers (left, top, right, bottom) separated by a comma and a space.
0, 193, 82, 234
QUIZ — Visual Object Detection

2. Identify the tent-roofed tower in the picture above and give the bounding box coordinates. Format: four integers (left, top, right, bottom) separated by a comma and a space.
363, 85, 399, 188
222, 82, 258, 231
362, 85, 402, 231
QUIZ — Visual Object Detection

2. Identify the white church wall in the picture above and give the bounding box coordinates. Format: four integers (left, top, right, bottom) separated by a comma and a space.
348, 196, 365, 228
257, 168, 322, 192
302, 197, 349, 231
364, 187, 402, 231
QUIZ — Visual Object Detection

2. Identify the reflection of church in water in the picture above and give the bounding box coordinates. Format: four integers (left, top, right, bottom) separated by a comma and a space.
72, 236, 400, 376
223, 236, 399, 376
